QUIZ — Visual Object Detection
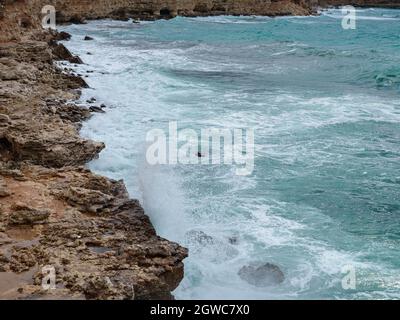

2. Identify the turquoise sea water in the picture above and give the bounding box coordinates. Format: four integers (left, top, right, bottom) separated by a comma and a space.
62, 8, 400, 299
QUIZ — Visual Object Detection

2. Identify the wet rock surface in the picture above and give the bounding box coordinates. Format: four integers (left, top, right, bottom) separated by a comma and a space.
239, 263, 285, 287
0, 25, 187, 299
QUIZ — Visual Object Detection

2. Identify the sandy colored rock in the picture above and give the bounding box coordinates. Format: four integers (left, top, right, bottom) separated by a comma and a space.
0, 2, 188, 299
8, 203, 50, 225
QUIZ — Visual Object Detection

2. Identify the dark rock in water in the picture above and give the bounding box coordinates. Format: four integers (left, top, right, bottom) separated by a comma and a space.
84, 36, 94, 41
87, 52, 92, 55
54, 31, 72, 41
185, 230, 214, 246
100, 104, 107, 109
70, 16, 86, 24
90, 106, 106, 113
87, 97, 97, 104
228, 236, 238, 245
239, 263, 284, 287
9, 203, 51, 225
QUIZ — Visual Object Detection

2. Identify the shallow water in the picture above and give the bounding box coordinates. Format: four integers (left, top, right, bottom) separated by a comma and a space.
62, 8, 400, 299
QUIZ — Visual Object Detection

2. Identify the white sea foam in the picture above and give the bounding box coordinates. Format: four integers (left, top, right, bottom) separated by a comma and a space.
61, 10, 400, 299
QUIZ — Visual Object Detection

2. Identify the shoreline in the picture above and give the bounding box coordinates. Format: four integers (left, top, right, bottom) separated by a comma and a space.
0, 0, 317, 300
0, 23, 187, 300
1, 0, 398, 300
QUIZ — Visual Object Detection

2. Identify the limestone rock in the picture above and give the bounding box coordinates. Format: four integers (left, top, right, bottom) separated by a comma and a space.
63, 186, 114, 213
9, 203, 50, 225
0, 178, 10, 197
52, 43, 83, 64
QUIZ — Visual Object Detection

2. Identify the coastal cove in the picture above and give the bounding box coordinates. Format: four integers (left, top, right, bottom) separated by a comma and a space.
0, 0, 399, 301
61, 8, 400, 299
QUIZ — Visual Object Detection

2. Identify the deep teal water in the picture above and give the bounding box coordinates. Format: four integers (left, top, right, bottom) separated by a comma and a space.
62, 8, 400, 299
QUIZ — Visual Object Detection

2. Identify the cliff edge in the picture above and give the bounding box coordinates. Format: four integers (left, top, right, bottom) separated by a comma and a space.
0, 0, 190, 300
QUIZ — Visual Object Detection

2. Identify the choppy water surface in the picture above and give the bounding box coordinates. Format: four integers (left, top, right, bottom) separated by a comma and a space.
62, 8, 400, 299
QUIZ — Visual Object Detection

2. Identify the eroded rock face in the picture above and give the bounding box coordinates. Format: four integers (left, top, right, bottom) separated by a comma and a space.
0, 0, 314, 42
8, 203, 50, 225
0, 164, 187, 299
0, 25, 187, 299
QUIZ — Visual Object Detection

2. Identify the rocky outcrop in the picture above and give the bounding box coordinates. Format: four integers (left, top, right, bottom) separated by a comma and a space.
0, 0, 314, 42
0, 26, 187, 299
317, 0, 400, 8
239, 263, 285, 287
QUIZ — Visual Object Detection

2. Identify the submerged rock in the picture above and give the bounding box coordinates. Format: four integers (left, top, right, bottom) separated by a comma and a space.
52, 43, 83, 64
89, 106, 105, 113
0, 27, 188, 299
238, 263, 285, 287
54, 31, 72, 41
185, 230, 239, 262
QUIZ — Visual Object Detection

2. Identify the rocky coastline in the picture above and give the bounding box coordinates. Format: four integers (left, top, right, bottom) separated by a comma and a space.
0, 1, 191, 300
0, 0, 398, 300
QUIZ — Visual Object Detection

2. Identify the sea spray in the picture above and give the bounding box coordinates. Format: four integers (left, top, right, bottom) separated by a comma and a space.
63, 9, 400, 299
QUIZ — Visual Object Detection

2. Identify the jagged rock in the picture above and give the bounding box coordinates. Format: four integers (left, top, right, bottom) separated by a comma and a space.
9, 203, 50, 225
52, 43, 83, 64
54, 31, 72, 41
239, 263, 285, 287
63, 186, 114, 213
69, 15, 87, 24
84, 36, 94, 41
47, 104, 92, 124
185, 230, 238, 262
89, 106, 105, 113
0, 114, 11, 128
0, 178, 10, 197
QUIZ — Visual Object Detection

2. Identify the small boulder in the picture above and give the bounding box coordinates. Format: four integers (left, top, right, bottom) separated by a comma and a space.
52, 43, 83, 64
84, 36, 94, 41
54, 31, 72, 41
239, 262, 284, 287
89, 106, 105, 113
9, 203, 51, 225
70, 16, 86, 24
